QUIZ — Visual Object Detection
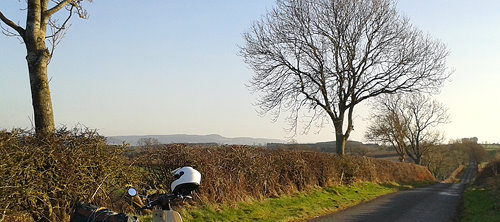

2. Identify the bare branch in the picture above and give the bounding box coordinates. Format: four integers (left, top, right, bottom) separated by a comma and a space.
240, 0, 450, 155
44, 0, 74, 18
0, 10, 25, 38
365, 93, 448, 164
1, 23, 21, 38
46, 5, 74, 61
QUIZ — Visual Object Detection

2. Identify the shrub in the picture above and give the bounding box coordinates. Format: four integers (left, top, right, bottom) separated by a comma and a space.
475, 159, 500, 189
0, 128, 138, 222
135, 144, 435, 205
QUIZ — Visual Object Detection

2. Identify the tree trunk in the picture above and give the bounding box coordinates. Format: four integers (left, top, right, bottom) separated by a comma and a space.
23, 0, 55, 134
26, 48, 55, 134
398, 154, 405, 162
334, 121, 346, 155
415, 155, 422, 165
335, 133, 346, 155
405, 148, 422, 165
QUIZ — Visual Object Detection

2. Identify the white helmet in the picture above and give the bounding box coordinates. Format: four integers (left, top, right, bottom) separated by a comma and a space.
170, 166, 201, 195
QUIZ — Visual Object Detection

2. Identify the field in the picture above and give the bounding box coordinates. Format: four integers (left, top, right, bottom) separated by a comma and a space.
481, 144, 500, 150
461, 159, 500, 222
481, 144, 500, 160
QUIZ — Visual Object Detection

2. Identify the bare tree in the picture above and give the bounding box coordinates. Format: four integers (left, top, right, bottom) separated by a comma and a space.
365, 95, 408, 162
137, 137, 161, 148
0, 0, 91, 134
240, 0, 450, 155
366, 93, 449, 164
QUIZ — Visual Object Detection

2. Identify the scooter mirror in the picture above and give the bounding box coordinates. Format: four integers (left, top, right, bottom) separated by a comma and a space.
127, 188, 137, 197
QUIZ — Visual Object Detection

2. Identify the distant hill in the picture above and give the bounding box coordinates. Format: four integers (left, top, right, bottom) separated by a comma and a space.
106, 134, 285, 146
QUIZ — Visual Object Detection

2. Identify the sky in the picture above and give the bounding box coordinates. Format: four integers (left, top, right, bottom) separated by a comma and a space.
1, 0, 499, 144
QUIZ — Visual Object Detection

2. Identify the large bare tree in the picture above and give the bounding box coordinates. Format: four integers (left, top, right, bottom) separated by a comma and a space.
366, 93, 449, 164
240, 0, 450, 155
0, 0, 90, 134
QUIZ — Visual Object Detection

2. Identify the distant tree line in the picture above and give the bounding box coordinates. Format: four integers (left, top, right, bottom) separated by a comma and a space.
267, 141, 379, 155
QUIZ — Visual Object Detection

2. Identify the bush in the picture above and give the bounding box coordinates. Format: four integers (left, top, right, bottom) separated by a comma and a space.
475, 159, 500, 189
0, 128, 138, 222
135, 144, 435, 205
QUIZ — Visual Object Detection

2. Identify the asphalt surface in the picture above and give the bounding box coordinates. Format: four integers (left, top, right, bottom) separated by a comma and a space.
309, 164, 476, 222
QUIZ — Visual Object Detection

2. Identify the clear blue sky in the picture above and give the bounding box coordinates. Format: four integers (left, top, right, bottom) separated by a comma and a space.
1, 0, 499, 143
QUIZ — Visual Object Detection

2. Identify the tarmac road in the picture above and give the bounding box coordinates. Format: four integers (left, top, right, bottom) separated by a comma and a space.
309, 163, 476, 222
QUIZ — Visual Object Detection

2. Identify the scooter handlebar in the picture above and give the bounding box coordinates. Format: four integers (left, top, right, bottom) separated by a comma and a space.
143, 194, 181, 210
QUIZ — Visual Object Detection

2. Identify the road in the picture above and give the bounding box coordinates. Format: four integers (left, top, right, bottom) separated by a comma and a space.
309, 164, 476, 222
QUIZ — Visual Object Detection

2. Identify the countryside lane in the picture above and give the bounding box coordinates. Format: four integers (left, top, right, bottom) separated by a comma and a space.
309, 164, 476, 222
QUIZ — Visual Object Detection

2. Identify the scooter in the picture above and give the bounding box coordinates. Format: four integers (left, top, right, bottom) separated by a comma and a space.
127, 166, 201, 222
127, 188, 188, 222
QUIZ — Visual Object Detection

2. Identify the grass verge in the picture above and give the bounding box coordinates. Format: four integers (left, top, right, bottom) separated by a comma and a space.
143, 181, 430, 222
460, 186, 500, 222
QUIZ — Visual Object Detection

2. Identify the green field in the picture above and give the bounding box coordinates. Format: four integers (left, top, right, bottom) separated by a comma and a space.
481, 144, 500, 150
461, 186, 500, 222
461, 158, 500, 222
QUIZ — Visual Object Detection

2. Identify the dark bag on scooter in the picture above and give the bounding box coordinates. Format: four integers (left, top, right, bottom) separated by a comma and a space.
70, 203, 138, 222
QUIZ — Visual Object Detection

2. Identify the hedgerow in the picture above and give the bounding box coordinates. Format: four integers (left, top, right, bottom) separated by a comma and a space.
135, 144, 435, 205
0, 131, 435, 221
0, 128, 138, 222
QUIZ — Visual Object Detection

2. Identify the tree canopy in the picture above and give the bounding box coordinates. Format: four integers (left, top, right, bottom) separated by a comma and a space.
241, 0, 450, 154
366, 93, 449, 164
